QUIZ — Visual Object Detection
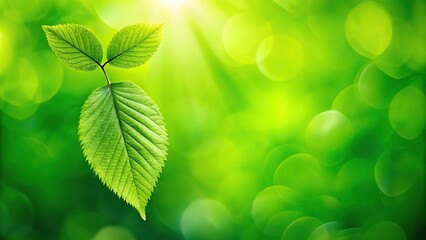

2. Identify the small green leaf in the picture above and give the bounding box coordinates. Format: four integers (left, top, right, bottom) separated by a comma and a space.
42, 24, 103, 71
78, 82, 168, 220
106, 23, 163, 68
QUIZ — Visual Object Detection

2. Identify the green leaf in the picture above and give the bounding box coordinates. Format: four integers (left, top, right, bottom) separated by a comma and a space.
42, 24, 103, 71
106, 23, 163, 68
78, 81, 168, 219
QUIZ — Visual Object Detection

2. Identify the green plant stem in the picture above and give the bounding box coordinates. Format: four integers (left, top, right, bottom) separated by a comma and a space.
100, 65, 111, 87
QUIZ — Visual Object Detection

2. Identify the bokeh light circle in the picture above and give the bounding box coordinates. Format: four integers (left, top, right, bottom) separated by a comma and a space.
282, 216, 323, 240
0, 187, 35, 238
263, 144, 305, 185
306, 0, 348, 44
375, 148, 422, 197
0, 57, 39, 106
257, 34, 304, 81
273, 0, 304, 16
252, 186, 299, 231
388, 85, 426, 140
332, 84, 378, 136
263, 211, 304, 237
335, 228, 364, 239
30, 51, 64, 103
335, 158, 379, 204
346, 1, 392, 58
407, 2, 426, 73
3, 137, 53, 186
305, 196, 341, 222
309, 221, 343, 240
93, 226, 135, 240
357, 63, 396, 109
181, 199, 234, 240
222, 12, 272, 64
274, 154, 324, 195
4, 0, 52, 22
305, 110, 353, 166
375, 19, 413, 79
363, 221, 406, 240
60, 211, 107, 240
0, 101, 40, 120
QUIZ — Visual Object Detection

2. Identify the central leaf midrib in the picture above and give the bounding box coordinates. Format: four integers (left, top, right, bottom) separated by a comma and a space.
108, 86, 145, 210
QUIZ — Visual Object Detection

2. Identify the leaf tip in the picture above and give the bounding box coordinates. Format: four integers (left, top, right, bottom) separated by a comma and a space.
155, 22, 165, 33
140, 210, 146, 221
41, 25, 51, 32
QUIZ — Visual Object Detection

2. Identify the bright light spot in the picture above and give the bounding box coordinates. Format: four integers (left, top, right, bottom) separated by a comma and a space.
159, 0, 189, 10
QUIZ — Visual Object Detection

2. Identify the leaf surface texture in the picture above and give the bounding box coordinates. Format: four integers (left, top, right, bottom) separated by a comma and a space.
42, 24, 103, 71
78, 82, 168, 219
107, 23, 163, 68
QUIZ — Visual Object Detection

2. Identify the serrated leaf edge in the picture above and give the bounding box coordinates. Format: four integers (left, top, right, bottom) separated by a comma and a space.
106, 23, 164, 67
77, 83, 168, 220
42, 24, 103, 70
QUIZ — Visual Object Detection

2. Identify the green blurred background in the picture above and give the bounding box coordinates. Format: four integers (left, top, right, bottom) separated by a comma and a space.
1, 0, 425, 239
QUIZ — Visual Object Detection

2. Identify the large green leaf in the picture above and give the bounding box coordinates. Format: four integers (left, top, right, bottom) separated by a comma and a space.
42, 24, 103, 71
78, 82, 168, 219
106, 23, 163, 68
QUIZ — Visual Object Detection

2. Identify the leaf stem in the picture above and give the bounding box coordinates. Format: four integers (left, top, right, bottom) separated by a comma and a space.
100, 65, 111, 87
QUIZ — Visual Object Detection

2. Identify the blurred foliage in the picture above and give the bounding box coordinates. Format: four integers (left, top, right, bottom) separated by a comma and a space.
0, 0, 425, 239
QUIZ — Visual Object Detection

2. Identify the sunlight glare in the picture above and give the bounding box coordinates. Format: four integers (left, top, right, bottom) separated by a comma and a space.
159, 0, 189, 10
